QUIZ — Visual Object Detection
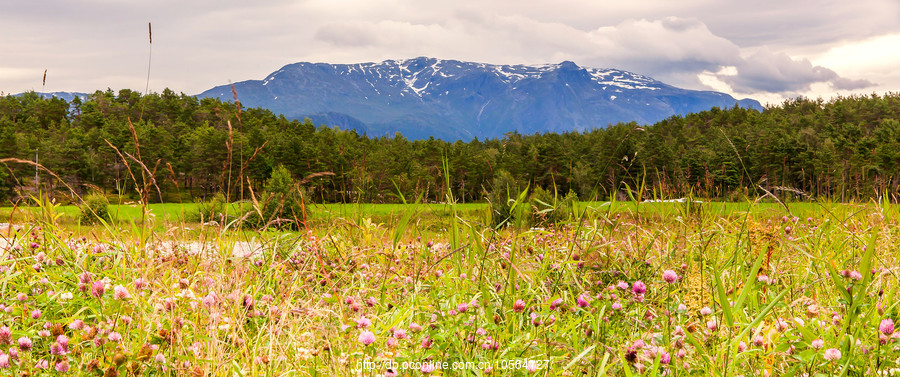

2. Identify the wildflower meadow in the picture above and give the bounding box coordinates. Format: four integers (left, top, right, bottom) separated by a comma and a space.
0, 197, 898, 376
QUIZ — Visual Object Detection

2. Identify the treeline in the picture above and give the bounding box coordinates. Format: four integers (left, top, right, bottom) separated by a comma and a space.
1, 89, 899, 204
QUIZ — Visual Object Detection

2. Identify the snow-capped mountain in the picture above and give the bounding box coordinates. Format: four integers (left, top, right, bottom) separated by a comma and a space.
13, 91, 89, 103
198, 57, 762, 140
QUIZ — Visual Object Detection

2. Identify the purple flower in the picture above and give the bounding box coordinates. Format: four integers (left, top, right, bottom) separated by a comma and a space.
549, 298, 563, 310
577, 295, 589, 308
202, 293, 217, 309
811, 339, 824, 349
54, 360, 70, 372
134, 277, 149, 290
0, 354, 8, 368
849, 270, 863, 281
108, 332, 122, 342
409, 322, 423, 333
824, 348, 841, 361
356, 316, 372, 329
0, 326, 11, 344
632, 339, 646, 349
662, 270, 679, 284
30, 309, 41, 319
114, 285, 131, 300
513, 300, 526, 312
632, 281, 647, 295
358, 330, 375, 345
17, 336, 32, 351
457, 302, 469, 313
91, 281, 105, 298
616, 281, 629, 290
881, 319, 895, 336
659, 351, 671, 365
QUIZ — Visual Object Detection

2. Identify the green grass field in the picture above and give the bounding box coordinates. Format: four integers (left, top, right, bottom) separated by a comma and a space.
1, 199, 888, 228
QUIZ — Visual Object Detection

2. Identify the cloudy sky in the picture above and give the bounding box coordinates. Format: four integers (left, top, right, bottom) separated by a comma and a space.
2, 0, 898, 105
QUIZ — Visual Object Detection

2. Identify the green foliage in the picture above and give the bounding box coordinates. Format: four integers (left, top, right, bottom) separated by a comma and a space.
253, 164, 305, 229
486, 170, 527, 227
2, 90, 900, 205
529, 186, 577, 226
79, 193, 111, 224
193, 192, 227, 224
0, 167, 13, 203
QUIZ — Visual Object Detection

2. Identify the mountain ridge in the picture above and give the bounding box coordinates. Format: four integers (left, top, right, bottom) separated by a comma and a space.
198, 57, 761, 140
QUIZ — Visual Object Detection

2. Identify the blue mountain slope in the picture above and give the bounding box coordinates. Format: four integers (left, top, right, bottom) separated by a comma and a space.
198, 57, 762, 140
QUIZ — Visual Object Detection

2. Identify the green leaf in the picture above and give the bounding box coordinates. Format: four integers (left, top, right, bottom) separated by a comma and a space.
564, 345, 596, 370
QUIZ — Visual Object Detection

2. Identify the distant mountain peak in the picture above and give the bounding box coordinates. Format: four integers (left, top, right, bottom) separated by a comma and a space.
198, 57, 761, 140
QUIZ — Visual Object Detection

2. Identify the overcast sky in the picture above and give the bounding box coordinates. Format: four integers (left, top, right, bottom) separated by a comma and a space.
2, 0, 898, 106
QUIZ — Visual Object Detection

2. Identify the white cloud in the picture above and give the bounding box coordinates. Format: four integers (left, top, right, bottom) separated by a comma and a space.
0, 0, 893, 103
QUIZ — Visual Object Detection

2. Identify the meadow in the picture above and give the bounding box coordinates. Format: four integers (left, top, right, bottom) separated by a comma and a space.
0, 196, 897, 376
